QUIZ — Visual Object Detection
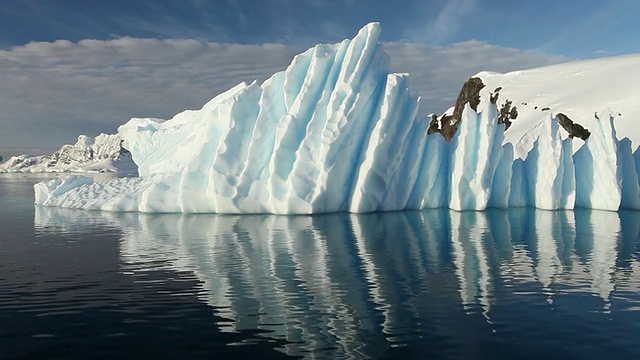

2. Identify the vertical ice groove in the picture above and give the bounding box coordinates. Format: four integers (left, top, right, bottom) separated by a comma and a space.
407, 132, 448, 209
325, 26, 384, 145
310, 25, 389, 212
525, 116, 564, 210
389, 107, 427, 209
268, 46, 317, 211
548, 119, 565, 208
634, 146, 640, 188
449, 101, 500, 211
286, 40, 349, 208
213, 85, 261, 176
337, 76, 387, 211
488, 143, 514, 209
283, 48, 314, 109
463, 106, 482, 208
283, 44, 341, 211
349, 74, 411, 212
234, 72, 286, 212
618, 138, 640, 209
321, 25, 382, 147
575, 115, 622, 210
560, 138, 576, 209
178, 115, 221, 212
509, 159, 529, 207
381, 92, 422, 210
448, 104, 474, 210
475, 101, 503, 209
404, 132, 432, 210
347, 79, 391, 213
203, 84, 262, 212
342, 23, 383, 89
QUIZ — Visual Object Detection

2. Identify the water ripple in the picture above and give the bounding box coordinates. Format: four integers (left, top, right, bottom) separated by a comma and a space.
4, 196, 640, 358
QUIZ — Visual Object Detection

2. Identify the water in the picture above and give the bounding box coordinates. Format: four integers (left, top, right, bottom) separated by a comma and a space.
2, 174, 640, 359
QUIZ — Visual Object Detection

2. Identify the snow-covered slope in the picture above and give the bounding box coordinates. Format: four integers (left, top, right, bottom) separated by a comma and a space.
1, 134, 136, 174
34, 23, 640, 213
477, 54, 640, 159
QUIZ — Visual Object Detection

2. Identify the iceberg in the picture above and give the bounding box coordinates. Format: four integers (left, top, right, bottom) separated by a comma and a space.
1, 133, 136, 174
34, 23, 640, 213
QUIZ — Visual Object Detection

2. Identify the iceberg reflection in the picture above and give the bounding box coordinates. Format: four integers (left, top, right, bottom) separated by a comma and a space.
34, 207, 638, 357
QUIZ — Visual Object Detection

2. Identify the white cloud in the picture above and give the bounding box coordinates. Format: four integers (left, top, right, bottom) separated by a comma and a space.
0, 38, 302, 153
406, 0, 478, 45
430, 0, 477, 43
0, 36, 566, 155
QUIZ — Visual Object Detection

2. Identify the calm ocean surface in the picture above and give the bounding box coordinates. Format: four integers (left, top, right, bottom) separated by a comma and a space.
2, 173, 640, 359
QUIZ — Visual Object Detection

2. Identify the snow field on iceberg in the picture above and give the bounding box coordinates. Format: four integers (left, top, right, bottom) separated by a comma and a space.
34, 23, 640, 213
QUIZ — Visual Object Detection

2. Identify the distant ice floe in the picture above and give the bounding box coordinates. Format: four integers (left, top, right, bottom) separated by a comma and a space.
1, 134, 136, 175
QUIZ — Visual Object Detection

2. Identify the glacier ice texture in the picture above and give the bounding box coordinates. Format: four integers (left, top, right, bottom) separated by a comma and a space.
34, 23, 640, 213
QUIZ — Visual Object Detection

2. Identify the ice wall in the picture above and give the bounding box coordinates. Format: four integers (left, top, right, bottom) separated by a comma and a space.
34, 23, 640, 213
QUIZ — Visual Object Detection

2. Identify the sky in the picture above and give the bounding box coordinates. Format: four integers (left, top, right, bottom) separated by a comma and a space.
0, 0, 638, 156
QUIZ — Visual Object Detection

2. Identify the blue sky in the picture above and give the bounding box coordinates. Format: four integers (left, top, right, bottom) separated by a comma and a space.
3, 0, 637, 57
0, 0, 638, 154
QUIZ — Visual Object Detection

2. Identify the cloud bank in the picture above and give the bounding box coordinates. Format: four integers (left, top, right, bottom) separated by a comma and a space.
0, 37, 566, 155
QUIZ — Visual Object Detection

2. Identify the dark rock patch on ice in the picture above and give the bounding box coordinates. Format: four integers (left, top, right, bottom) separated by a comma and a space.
436, 77, 486, 142
556, 113, 591, 140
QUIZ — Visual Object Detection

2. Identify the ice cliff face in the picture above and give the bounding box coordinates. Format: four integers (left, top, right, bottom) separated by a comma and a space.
1, 134, 135, 173
34, 23, 640, 213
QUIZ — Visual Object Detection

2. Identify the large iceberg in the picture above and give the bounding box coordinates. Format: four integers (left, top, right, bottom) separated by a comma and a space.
34, 23, 640, 213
